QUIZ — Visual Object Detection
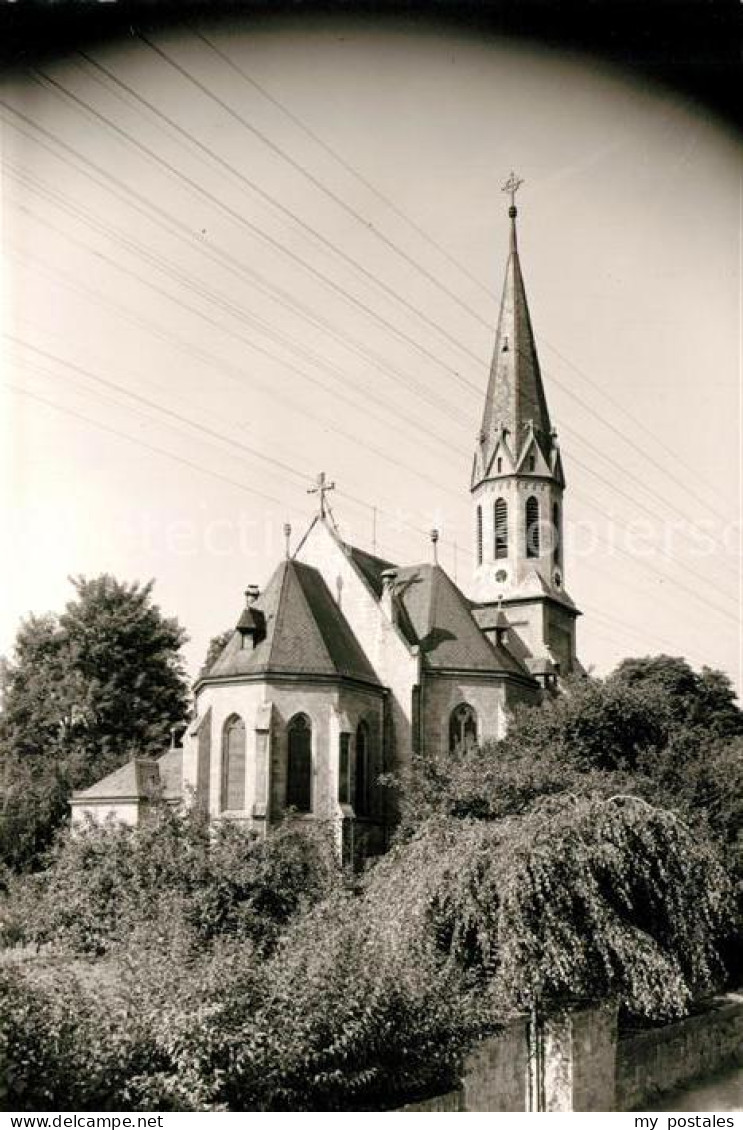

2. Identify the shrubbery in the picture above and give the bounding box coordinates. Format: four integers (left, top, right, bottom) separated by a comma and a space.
2, 791, 734, 1109
3, 806, 340, 955
1, 865, 486, 1110
2, 653, 741, 1110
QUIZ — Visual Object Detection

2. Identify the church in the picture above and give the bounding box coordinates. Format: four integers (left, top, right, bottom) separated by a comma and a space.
71, 178, 583, 857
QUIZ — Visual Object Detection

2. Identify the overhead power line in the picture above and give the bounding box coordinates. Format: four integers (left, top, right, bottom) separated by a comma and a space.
187, 27, 731, 526
6, 77, 736, 579
11, 161, 737, 600
3, 67, 738, 626
55, 53, 738, 544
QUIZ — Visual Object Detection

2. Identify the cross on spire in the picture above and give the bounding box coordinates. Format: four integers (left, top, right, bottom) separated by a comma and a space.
308, 471, 336, 520
502, 170, 524, 209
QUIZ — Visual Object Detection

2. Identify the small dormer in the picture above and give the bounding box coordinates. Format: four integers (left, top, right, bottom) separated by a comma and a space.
515, 424, 552, 477
236, 586, 266, 650
479, 427, 516, 483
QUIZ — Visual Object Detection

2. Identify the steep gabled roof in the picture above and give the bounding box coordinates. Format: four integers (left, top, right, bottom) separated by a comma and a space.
346, 544, 397, 598
71, 747, 182, 803
205, 559, 379, 686
394, 563, 529, 676
476, 207, 554, 480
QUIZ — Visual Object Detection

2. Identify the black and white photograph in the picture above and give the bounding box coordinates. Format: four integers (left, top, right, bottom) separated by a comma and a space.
0, 0, 741, 1116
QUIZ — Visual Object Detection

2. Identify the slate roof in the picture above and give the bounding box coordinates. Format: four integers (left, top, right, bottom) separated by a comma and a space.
477, 208, 554, 470
205, 559, 380, 686
346, 544, 396, 597
394, 563, 529, 676
71, 747, 183, 803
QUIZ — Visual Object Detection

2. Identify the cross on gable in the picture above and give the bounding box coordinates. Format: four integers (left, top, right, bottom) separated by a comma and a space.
307, 471, 336, 519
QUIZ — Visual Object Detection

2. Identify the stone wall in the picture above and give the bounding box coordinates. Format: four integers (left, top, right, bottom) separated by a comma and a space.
461, 1018, 530, 1111
396, 996, 743, 1112
396, 1019, 530, 1113
398, 1090, 463, 1111
616, 994, 743, 1111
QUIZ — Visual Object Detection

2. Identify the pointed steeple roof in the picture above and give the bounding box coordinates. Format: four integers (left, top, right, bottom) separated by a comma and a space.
476, 191, 553, 478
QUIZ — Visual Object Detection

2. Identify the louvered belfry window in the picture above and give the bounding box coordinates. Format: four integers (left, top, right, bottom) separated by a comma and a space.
221, 715, 246, 811
476, 505, 483, 565
494, 498, 508, 560
553, 501, 561, 566
287, 713, 312, 812
526, 495, 540, 558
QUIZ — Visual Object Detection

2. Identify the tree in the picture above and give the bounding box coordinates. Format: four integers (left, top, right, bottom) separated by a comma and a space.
6, 806, 341, 956
372, 798, 731, 1023
610, 655, 743, 739
394, 737, 638, 839
499, 674, 670, 773
0, 575, 190, 871
202, 629, 233, 673
393, 661, 739, 1019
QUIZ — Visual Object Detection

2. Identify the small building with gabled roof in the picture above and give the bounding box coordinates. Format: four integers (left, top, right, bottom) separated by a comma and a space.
71, 745, 183, 827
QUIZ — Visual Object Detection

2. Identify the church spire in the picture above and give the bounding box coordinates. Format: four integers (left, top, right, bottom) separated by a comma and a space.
475, 175, 553, 483
469, 177, 580, 675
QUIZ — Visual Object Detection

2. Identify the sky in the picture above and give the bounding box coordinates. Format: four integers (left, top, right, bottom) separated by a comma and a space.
1, 15, 741, 691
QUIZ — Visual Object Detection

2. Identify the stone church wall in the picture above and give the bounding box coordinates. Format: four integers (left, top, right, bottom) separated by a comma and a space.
420, 674, 508, 754
186, 678, 385, 832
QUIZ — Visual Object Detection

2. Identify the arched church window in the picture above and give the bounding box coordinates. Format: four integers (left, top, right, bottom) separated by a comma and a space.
494, 498, 508, 560
553, 501, 561, 567
221, 714, 246, 811
287, 714, 312, 812
338, 733, 351, 805
525, 495, 540, 559
355, 720, 370, 816
497, 456, 503, 473
476, 505, 483, 566
449, 703, 478, 754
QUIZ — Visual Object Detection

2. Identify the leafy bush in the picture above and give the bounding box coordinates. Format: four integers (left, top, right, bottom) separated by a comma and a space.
203, 894, 488, 1110
502, 675, 671, 773
395, 735, 642, 837
0, 960, 146, 1111
1, 890, 486, 1111
6, 806, 340, 955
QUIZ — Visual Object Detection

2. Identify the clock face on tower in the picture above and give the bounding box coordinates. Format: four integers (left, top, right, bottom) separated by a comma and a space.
495, 569, 508, 583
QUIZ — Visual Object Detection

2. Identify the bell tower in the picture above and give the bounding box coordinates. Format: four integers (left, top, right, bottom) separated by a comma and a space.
470, 176, 580, 675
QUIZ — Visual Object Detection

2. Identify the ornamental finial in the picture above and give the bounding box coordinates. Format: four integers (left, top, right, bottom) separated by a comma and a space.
501, 171, 524, 218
